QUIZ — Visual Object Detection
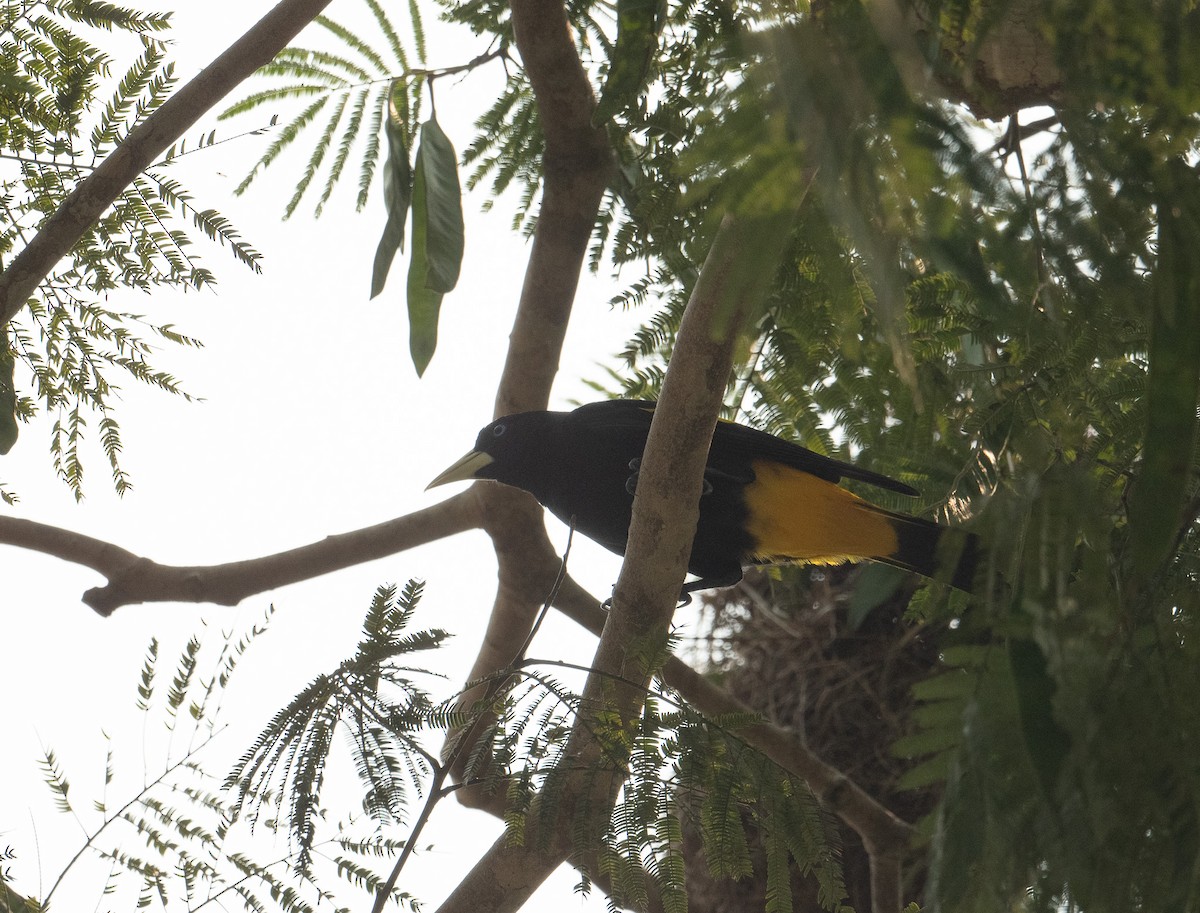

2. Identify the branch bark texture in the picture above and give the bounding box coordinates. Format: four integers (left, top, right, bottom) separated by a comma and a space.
437, 0, 614, 798
493, 0, 611, 418
434, 213, 781, 913
0, 0, 335, 325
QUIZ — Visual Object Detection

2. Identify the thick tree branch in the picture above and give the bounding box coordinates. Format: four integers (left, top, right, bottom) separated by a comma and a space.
492, 0, 612, 418
0, 492, 481, 615
0, 0, 335, 325
871, 853, 903, 913
434, 213, 784, 913
439, 487, 566, 796
438, 0, 613, 796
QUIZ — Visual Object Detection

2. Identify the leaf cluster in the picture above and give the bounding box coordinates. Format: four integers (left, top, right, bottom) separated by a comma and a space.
466, 662, 850, 911
607, 695, 846, 913
220, 0, 428, 219
557, 0, 1200, 908
217, 581, 851, 911
0, 0, 261, 498
223, 0, 480, 376
4, 604, 421, 913
227, 581, 450, 878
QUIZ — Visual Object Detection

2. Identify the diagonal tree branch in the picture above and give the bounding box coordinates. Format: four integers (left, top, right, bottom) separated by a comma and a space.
548, 575, 918, 852
437, 0, 614, 797
0, 0, 336, 325
0, 491, 481, 615
433, 211, 789, 913
492, 0, 612, 419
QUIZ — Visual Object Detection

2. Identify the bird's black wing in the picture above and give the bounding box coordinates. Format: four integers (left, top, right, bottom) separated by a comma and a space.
708, 414, 920, 496
570, 399, 918, 497
568, 398, 657, 428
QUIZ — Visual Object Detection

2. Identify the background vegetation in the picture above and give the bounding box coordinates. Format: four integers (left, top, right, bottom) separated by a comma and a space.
3, 0, 1200, 911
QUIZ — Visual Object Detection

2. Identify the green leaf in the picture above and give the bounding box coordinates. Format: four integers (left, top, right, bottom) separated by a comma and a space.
846, 563, 906, 629
414, 117, 464, 294
370, 114, 413, 298
1128, 157, 1200, 584
0, 335, 17, 455
403, 117, 464, 375
406, 154, 442, 376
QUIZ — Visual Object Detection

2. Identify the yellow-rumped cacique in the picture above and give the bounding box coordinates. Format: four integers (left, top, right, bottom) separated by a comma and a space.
428, 399, 978, 597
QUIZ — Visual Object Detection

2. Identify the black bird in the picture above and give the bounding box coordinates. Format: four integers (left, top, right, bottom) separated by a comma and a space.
428, 399, 977, 596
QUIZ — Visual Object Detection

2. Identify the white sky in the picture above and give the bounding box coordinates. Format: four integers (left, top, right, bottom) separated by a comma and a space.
0, 1, 657, 909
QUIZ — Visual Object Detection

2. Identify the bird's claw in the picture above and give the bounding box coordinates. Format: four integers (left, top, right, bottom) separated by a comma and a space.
601, 590, 692, 609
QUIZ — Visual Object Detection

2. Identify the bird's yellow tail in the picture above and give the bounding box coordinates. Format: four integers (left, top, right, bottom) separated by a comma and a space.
742, 460, 977, 591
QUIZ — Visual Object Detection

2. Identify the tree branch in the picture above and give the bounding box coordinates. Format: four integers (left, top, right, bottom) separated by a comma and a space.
551, 574, 917, 852
870, 853, 903, 913
437, 0, 614, 797
433, 211, 785, 913
0, 0, 336, 324
0, 492, 481, 615
492, 0, 612, 418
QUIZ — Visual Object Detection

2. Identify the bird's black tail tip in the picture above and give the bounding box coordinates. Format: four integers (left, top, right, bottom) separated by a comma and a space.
892, 519, 980, 593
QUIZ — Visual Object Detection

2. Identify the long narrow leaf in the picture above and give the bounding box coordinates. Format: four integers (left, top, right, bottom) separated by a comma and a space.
315, 16, 389, 74
365, 0, 409, 71
401, 117, 465, 375
406, 152, 441, 377
414, 117, 464, 294
370, 114, 412, 298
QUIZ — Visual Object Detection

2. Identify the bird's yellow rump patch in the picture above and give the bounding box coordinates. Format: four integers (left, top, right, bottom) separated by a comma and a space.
742, 460, 900, 565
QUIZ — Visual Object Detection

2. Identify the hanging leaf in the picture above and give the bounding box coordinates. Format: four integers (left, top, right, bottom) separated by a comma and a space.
413, 117, 464, 293
404, 116, 464, 375
1128, 157, 1200, 585
370, 114, 413, 298
846, 563, 906, 630
406, 153, 442, 377
0, 336, 16, 455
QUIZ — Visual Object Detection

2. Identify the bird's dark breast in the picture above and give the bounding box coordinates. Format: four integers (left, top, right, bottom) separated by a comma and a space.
537, 424, 639, 555
538, 423, 754, 582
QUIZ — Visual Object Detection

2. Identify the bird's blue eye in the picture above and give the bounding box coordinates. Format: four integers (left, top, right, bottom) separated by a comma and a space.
492, 423, 507, 437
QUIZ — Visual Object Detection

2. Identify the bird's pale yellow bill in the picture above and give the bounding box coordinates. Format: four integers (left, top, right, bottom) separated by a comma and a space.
426, 450, 495, 490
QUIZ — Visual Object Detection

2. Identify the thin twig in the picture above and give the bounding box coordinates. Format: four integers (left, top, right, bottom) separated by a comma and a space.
43, 726, 227, 906
369, 766, 448, 913
518, 522, 575, 659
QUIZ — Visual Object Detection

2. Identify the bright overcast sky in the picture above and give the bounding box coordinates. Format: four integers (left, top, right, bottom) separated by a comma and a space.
0, 1, 654, 909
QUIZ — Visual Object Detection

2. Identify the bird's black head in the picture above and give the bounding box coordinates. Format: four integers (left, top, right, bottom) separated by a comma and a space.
427, 410, 565, 499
